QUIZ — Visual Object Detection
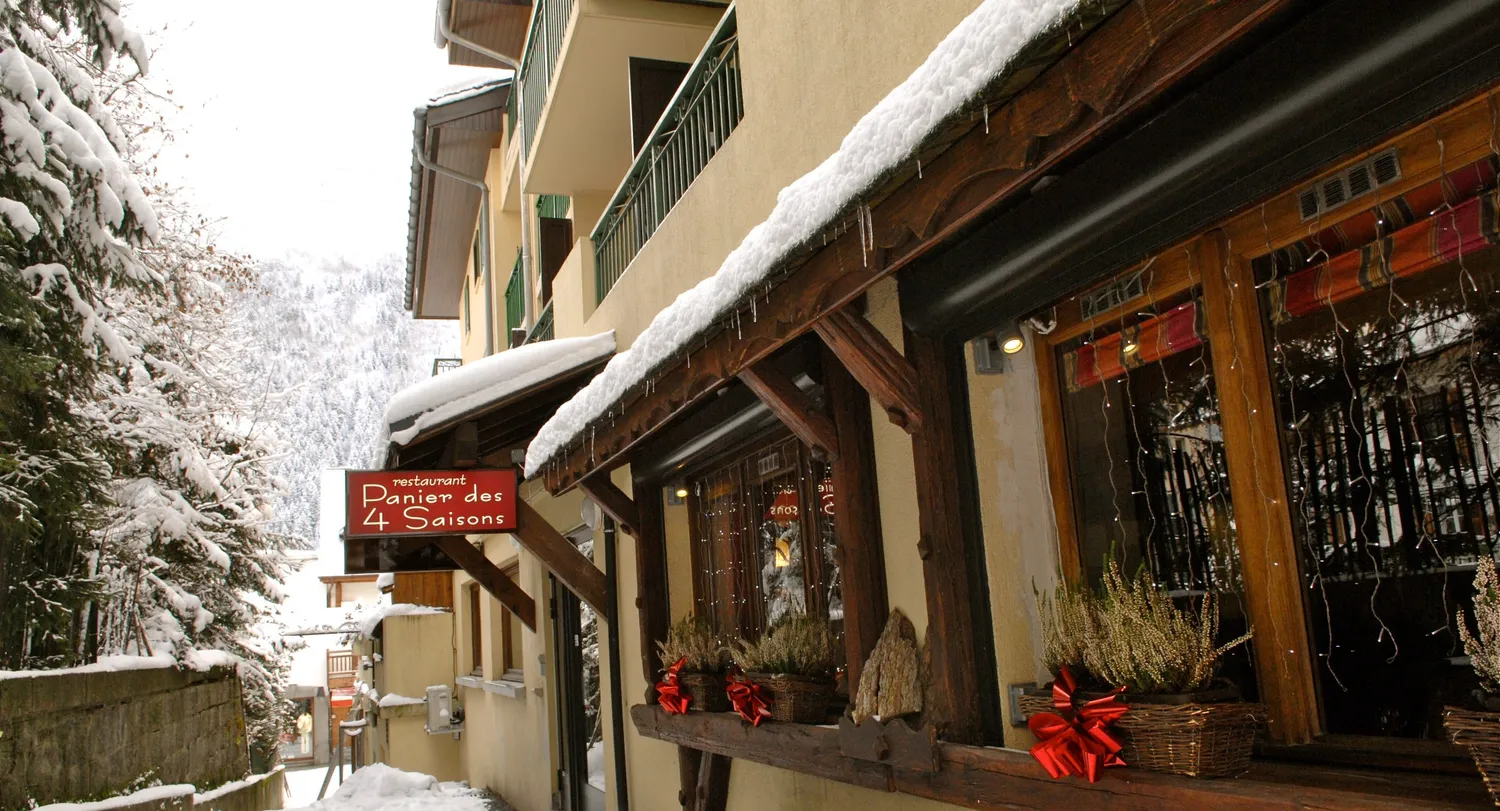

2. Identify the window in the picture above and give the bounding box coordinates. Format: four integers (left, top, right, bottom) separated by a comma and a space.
497, 564, 523, 677
467, 583, 482, 675
472, 230, 482, 283
687, 434, 842, 656
1257, 156, 1499, 738
462, 282, 471, 335
628, 57, 690, 155
1035, 137, 1500, 759
1054, 291, 1257, 698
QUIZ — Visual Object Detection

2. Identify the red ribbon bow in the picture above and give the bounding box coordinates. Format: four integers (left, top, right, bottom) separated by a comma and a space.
656, 657, 691, 715
726, 667, 772, 726
1027, 667, 1127, 782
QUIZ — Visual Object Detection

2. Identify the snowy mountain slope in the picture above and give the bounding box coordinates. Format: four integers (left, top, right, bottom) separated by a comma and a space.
238, 253, 457, 544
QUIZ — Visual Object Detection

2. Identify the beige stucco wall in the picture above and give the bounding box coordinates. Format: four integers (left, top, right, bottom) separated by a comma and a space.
373, 613, 463, 781
454, 534, 558, 811
566, 0, 988, 347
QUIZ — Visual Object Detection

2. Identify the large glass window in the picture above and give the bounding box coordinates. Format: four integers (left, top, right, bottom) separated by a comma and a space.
688, 434, 842, 654
1259, 160, 1500, 738
1056, 292, 1256, 696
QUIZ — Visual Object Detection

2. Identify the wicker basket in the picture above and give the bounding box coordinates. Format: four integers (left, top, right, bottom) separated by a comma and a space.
747, 672, 834, 724
1445, 706, 1500, 806
679, 672, 730, 713
1019, 688, 1263, 778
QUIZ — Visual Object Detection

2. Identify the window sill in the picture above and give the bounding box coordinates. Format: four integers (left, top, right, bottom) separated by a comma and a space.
456, 674, 526, 700
629, 706, 1488, 809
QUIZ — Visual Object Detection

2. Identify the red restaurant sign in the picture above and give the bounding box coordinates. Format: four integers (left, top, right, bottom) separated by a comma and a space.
345, 469, 519, 538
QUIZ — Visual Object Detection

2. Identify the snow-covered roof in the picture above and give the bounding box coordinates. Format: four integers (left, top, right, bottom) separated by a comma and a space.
422, 76, 512, 111
383, 332, 616, 449
355, 603, 449, 639
523, 0, 1084, 478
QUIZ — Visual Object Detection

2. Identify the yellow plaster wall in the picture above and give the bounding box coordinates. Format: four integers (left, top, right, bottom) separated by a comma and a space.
375, 613, 463, 781
568, 0, 987, 347
455, 536, 557, 811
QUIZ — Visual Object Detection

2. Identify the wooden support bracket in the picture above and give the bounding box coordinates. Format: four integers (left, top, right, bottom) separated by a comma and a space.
513, 497, 610, 615
432, 535, 536, 631
578, 475, 641, 538
814, 309, 924, 433
737, 361, 839, 461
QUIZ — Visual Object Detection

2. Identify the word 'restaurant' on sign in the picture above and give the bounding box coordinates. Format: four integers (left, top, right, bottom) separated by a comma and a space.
345, 469, 519, 538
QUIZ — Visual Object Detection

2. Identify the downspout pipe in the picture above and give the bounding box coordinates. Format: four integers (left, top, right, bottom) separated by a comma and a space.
415, 107, 496, 356
437, 0, 537, 335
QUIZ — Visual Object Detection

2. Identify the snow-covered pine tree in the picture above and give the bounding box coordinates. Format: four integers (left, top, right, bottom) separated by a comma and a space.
73, 34, 295, 767
0, 0, 157, 668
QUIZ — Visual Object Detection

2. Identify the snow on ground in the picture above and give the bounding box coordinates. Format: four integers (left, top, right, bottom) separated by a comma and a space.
383, 333, 615, 447
523, 0, 1081, 478
284, 764, 344, 808
586, 742, 606, 792
285, 764, 487, 811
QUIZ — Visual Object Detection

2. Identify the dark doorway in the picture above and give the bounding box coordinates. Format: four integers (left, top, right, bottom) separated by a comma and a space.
538, 216, 574, 306
551, 563, 604, 811
628, 57, 690, 155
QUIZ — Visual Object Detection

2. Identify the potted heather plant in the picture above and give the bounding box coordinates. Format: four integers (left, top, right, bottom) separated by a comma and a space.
657, 615, 732, 713
1025, 559, 1262, 778
1446, 556, 1500, 805
734, 615, 838, 724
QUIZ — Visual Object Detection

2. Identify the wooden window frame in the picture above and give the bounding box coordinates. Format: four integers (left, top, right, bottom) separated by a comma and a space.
467, 582, 483, 676
1031, 93, 1500, 764
499, 563, 522, 679
684, 428, 838, 644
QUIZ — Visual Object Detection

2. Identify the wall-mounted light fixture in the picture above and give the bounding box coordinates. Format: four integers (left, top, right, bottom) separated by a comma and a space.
667, 485, 688, 506
972, 322, 1028, 375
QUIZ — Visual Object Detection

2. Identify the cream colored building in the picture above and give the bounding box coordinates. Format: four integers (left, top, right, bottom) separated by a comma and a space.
364, 0, 1500, 808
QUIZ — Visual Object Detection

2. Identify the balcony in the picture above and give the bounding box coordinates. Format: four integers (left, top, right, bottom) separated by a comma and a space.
327, 650, 356, 690
525, 301, 555, 344
516, 0, 724, 197
592, 8, 740, 304
505, 249, 525, 338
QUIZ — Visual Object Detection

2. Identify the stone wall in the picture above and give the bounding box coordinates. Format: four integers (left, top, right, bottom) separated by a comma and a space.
0, 665, 250, 810
194, 768, 285, 811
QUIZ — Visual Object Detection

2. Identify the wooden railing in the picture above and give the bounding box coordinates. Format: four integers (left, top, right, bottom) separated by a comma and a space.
592, 8, 741, 305
327, 650, 356, 689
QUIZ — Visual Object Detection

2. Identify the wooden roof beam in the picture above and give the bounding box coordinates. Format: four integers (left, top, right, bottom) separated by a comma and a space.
814, 308, 923, 433
432, 535, 537, 631
578, 475, 641, 538
514, 497, 609, 614
737, 361, 839, 461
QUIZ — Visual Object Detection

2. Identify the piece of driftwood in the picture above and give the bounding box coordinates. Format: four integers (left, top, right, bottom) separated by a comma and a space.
839, 714, 940, 775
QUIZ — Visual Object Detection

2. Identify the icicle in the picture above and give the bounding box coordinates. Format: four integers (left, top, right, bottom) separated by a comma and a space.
917, 159, 923, 180
858, 205, 868, 267
750, 295, 758, 322
982, 102, 990, 135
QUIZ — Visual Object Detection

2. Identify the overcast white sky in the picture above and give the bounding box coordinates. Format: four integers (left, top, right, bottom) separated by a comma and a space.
124, 0, 499, 265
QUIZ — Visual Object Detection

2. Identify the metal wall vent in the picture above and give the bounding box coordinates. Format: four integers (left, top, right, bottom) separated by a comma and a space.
1079, 269, 1145, 322
1298, 149, 1402, 221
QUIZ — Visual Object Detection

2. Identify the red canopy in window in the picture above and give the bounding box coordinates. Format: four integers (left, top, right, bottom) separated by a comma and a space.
1064, 300, 1206, 391
1267, 167, 1500, 324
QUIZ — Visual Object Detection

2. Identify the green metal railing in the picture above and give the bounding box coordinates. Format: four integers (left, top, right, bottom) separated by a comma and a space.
504, 250, 524, 336
525, 301, 555, 344
518, 0, 575, 164
506, 83, 518, 143
592, 8, 742, 305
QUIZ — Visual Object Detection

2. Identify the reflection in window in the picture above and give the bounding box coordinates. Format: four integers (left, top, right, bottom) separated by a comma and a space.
1260, 160, 1500, 737
687, 435, 842, 659
1057, 292, 1255, 696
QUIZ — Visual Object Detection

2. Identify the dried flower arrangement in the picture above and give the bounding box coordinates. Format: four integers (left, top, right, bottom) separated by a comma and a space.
1458, 556, 1500, 695
1035, 559, 1252, 695
1029, 559, 1263, 779
734, 615, 838, 678
657, 615, 731, 674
